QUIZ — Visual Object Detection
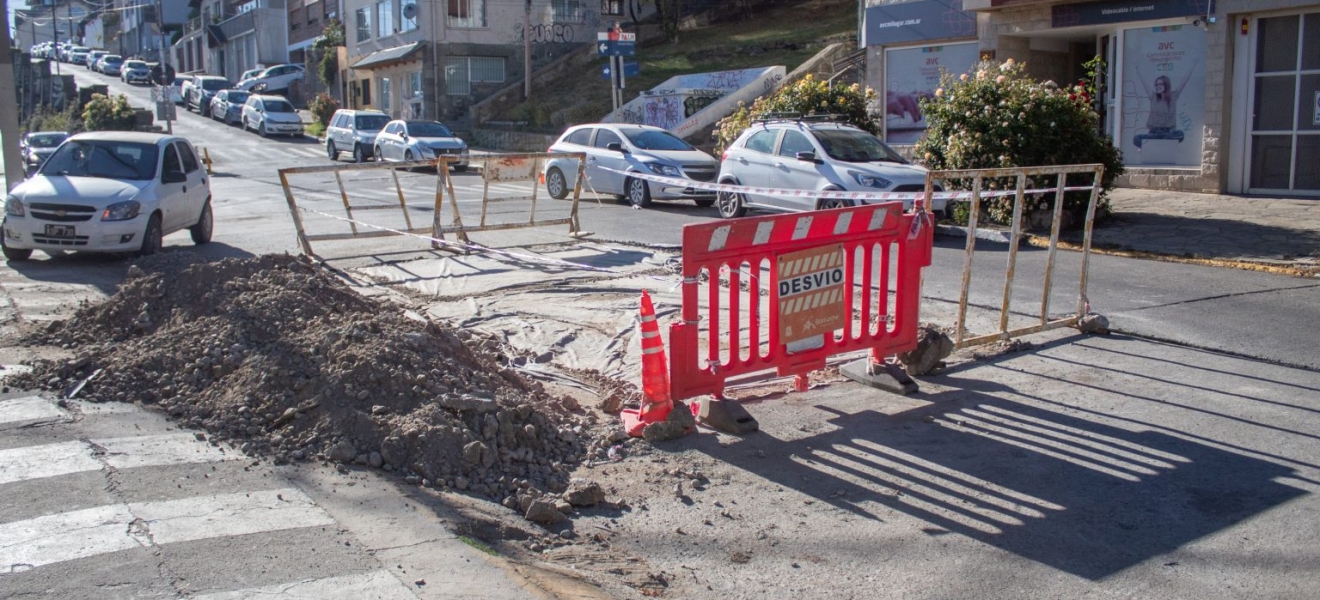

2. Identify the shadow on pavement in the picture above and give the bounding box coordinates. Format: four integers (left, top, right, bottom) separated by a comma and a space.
3, 242, 256, 294
1065, 213, 1320, 261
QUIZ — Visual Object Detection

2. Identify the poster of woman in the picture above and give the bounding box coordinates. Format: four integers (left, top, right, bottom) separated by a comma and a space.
1121, 25, 1206, 167
884, 43, 978, 144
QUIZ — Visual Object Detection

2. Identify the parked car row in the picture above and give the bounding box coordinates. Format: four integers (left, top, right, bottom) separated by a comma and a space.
540, 117, 945, 219
322, 109, 469, 171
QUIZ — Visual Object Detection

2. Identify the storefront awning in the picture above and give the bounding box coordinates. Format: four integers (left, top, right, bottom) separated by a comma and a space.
350, 42, 424, 70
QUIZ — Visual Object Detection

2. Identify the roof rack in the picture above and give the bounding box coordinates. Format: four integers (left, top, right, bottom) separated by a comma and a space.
750, 112, 856, 125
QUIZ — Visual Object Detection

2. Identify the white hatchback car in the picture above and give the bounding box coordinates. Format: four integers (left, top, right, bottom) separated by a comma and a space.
542, 123, 719, 208
716, 118, 944, 218
373, 120, 469, 171
242, 95, 304, 137
235, 64, 306, 93
2, 132, 213, 260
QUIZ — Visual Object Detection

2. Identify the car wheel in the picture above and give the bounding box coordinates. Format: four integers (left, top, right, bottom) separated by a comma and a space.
404, 151, 418, 172
716, 187, 747, 219
694, 198, 716, 207
138, 213, 163, 257
190, 201, 213, 245
327, 140, 338, 161
1, 232, 32, 261
626, 177, 652, 208
818, 197, 853, 210
452, 165, 468, 173
353, 144, 367, 163
545, 167, 569, 199
374, 146, 384, 162
258, 120, 268, 138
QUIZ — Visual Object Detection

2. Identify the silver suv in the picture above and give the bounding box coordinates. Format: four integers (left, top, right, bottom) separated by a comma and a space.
542, 124, 719, 208
325, 109, 390, 163
716, 117, 943, 218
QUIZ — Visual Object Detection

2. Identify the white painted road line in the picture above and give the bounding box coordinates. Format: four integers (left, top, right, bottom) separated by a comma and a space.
0, 440, 103, 485
134, 488, 335, 545
0, 433, 238, 486
189, 569, 417, 600
0, 504, 140, 573
96, 433, 235, 470
0, 488, 335, 573
0, 396, 68, 425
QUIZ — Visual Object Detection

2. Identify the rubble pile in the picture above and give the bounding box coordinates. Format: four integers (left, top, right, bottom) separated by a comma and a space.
16, 254, 600, 505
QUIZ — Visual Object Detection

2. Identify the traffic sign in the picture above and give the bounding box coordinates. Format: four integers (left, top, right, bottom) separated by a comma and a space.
149, 63, 176, 86
601, 61, 640, 79
596, 32, 636, 56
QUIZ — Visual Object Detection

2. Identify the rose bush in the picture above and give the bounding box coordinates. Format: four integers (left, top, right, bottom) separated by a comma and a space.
914, 60, 1123, 228
715, 75, 879, 155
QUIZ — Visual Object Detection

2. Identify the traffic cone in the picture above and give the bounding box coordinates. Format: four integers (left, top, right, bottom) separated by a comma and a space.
622, 290, 673, 436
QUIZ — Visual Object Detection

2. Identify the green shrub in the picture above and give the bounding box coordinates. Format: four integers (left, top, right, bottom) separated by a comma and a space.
715, 75, 879, 155
914, 59, 1123, 228
24, 105, 83, 135
308, 92, 338, 126
81, 94, 138, 132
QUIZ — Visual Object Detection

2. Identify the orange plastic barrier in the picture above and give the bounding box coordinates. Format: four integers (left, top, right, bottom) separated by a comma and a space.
668, 202, 933, 402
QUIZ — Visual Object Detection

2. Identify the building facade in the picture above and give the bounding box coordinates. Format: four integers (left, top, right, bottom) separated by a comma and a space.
288, 0, 341, 63
170, 0, 290, 81
863, 0, 1320, 197
341, 0, 622, 127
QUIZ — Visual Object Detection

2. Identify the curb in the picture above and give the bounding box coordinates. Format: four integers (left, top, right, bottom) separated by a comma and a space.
934, 224, 1020, 245
1021, 235, 1320, 278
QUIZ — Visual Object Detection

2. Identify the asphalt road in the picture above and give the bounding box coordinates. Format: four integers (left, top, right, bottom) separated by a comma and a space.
9, 67, 1320, 373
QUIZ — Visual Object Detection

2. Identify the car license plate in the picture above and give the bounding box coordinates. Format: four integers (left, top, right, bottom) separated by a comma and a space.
44, 224, 75, 238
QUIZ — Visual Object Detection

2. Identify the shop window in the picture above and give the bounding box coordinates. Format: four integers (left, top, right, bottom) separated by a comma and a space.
410, 70, 423, 98
380, 77, 392, 113
362, 79, 372, 105
1250, 135, 1293, 189
445, 56, 504, 95
1257, 16, 1299, 73
1254, 76, 1296, 131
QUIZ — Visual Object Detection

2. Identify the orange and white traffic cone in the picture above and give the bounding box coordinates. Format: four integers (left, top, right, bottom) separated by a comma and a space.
622, 290, 674, 436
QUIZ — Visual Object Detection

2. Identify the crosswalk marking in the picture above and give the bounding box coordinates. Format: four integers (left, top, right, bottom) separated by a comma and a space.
0, 396, 68, 425
0, 488, 334, 572
0, 432, 237, 486
189, 570, 417, 600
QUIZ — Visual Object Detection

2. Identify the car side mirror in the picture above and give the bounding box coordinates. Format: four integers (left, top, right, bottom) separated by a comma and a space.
162, 170, 187, 184
606, 142, 628, 153
796, 151, 820, 163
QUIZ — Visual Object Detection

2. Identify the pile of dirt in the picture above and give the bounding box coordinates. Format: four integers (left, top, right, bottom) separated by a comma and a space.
14, 254, 601, 506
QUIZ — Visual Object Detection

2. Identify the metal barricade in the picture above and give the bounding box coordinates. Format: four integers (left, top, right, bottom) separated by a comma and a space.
277, 159, 446, 256
435, 152, 588, 245
924, 164, 1105, 349
668, 202, 933, 402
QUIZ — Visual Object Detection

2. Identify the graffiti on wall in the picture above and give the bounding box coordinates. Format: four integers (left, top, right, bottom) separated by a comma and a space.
616, 106, 645, 125
684, 95, 717, 117
644, 96, 684, 130
514, 22, 576, 44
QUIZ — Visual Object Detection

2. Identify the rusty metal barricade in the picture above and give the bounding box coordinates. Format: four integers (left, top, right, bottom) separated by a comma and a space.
435, 152, 589, 245
667, 201, 934, 403
924, 164, 1105, 349
278, 159, 447, 256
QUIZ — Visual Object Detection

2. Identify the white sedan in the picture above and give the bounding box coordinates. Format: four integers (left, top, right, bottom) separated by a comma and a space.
2, 132, 213, 260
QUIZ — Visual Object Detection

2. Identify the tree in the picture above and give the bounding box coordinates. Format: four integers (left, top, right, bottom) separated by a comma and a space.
312, 19, 345, 88
82, 94, 138, 131
913, 59, 1124, 227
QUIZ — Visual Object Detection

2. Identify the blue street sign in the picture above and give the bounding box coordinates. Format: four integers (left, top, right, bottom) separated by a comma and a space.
596, 32, 637, 56
614, 40, 636, 57
601, 61, 640, 80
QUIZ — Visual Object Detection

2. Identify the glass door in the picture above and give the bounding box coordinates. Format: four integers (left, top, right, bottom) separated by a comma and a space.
1247, 11, 1320, 195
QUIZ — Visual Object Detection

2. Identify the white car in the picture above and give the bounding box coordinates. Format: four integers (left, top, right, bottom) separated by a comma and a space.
2, 132, 213, 260
542, 123, 718, 207
241, 94, 304, 137
715, 117, 943, 218
121, 60, 151, 84
372, 120, 469, 171
235, 64, 305, 93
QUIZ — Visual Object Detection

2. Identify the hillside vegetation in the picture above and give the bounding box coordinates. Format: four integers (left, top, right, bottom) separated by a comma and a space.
502, 0, 858, 134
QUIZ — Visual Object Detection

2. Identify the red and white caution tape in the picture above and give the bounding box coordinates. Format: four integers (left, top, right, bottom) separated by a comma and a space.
599, 167, 1094, 202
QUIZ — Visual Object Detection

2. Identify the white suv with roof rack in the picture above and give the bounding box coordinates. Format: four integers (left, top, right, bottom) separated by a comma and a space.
715, 115, 944, 219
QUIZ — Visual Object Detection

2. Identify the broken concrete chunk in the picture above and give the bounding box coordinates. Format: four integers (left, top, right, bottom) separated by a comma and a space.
327, 440, 356, 463
525, 499, 569, 524
562, 479, 606, 507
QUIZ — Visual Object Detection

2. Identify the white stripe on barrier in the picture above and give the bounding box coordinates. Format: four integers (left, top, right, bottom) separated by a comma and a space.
869, 209, 888, 231
833, 212, 853, 235
792, 216, 813, 240
753, 221, 774, 245
600, 166, 1093, 202
709, 225, 731, 252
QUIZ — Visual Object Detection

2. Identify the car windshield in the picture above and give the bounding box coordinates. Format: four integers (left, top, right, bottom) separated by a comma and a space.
264, 99, 296, 113
405, 121, 453, 137
355, 114, 390, 130
622, 129, 693, 151
104, 55, 122, 63
28, 133, 68, 148
226, 91, 250, 104
812, 129, 907, 164
125, 60, 146, 69
40, 140, 159, 181
201, 79, 230, 91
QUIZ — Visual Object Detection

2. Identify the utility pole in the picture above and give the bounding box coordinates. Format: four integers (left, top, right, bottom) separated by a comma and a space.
1, 0, 28, 191
523, 0, 531, 99
156, 0, 172, 133
51, 3, 60, 75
